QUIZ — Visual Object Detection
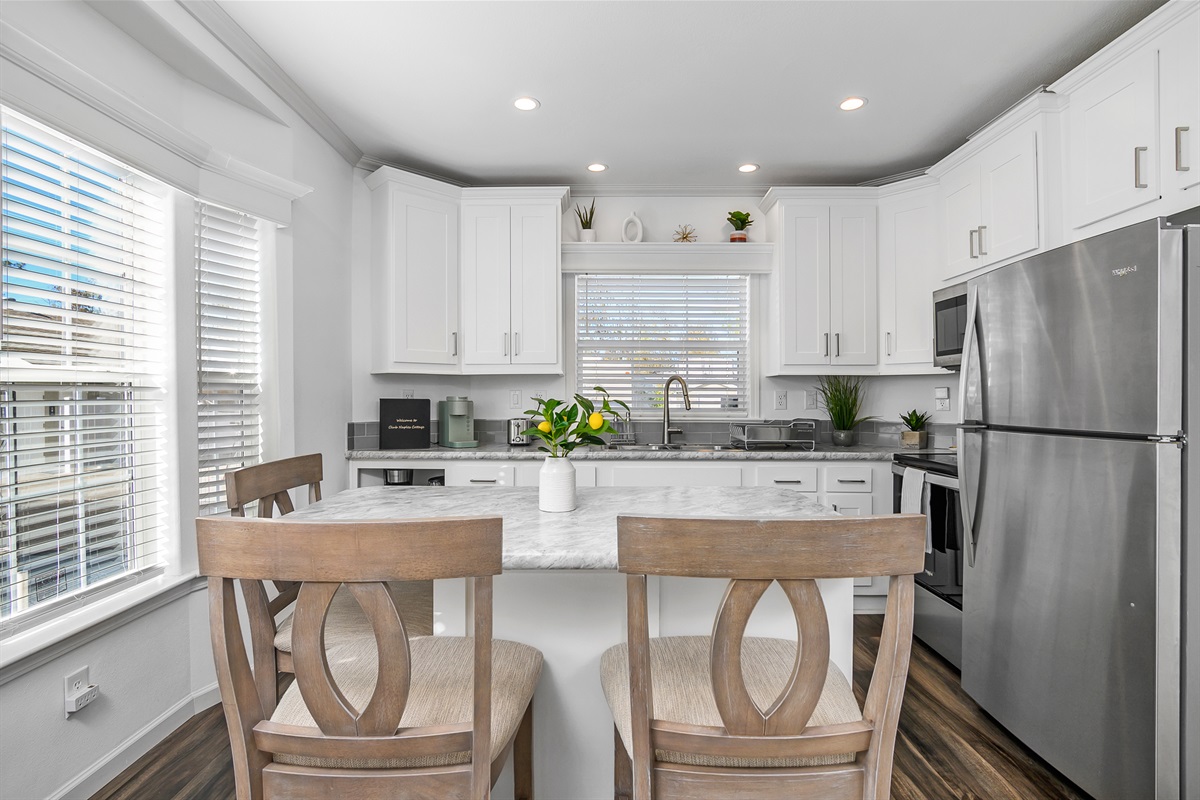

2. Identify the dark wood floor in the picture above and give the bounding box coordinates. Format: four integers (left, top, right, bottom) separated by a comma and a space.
92, 616, 1091, 800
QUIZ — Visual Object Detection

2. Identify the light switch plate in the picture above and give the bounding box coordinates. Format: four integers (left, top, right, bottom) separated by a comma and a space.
934, 386, 950, 400
509, 390, 522, 409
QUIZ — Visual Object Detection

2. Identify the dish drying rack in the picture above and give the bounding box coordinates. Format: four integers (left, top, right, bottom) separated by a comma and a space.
729, 419, 817, 450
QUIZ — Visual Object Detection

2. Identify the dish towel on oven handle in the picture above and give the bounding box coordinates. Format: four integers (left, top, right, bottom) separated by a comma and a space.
900, 467, 933, 554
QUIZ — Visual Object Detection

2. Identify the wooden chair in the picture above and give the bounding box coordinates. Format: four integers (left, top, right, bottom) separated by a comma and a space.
223, 454, 434, 682
600, 513, 925, 800
198, 515, 542, 800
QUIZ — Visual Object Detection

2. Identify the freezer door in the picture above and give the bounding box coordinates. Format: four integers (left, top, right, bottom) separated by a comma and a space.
965, 218, 1183, 435
961, 429, 1180, 800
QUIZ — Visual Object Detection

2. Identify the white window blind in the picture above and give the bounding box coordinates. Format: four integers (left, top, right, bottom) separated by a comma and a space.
196, 203, 262, 516
576, 274, 750, 416
1, 109, 167, 627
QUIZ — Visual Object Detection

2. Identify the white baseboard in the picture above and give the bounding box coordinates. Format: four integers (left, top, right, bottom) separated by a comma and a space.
853, 596, 887, 614
51, 682, 221, 800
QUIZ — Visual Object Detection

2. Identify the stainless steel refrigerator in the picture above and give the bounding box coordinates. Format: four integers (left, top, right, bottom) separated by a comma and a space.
957, 214, 1196, 800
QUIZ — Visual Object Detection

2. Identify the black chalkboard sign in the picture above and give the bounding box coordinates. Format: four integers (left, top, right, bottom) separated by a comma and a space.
379, 399, 431, 450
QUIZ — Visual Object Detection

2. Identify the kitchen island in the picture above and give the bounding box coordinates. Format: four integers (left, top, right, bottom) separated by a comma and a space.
289, 485, 854, 799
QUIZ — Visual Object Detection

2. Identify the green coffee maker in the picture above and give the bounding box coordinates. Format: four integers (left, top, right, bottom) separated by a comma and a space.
437, 396, 478, 448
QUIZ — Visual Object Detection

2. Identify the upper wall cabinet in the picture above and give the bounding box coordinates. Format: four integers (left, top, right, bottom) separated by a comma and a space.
761, 192, 878, 373
365, 167, 462, 374
460, 189, 569, 375
933, 108, 1046, 280
878, 180, 940, 366
1056, 1, 1199, 235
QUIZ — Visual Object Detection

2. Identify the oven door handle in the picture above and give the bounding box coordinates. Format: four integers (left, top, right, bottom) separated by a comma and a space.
890, 463, 959, 491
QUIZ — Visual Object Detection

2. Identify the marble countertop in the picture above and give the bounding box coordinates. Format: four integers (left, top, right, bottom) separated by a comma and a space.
346, 442, 932, 462
288, 485, 840, 570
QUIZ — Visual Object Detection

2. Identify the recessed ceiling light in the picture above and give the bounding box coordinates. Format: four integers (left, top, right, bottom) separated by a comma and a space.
738, 163, 760, 173
839, 96, 867, 111
514, 96, 540, 111
587, 163, 607, 172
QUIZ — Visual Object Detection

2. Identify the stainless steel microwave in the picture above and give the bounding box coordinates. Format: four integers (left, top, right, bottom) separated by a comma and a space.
933, 283, 968, 369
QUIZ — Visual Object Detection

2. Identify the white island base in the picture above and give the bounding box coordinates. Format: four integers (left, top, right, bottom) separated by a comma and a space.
293, 486, 855, 799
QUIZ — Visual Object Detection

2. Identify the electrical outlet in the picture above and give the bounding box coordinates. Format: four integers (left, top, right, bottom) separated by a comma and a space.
774, 390, 788, 411
509, 390, 522, 409
400, 388, 415, 399
64, 666, 99, 718
936, 398, 951, 411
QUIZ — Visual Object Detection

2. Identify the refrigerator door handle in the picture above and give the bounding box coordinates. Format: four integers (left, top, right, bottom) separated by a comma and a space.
959, 283, 982, 424
957, 425, 984, 567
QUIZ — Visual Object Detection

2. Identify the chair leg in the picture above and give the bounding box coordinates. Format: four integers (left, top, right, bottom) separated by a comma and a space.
614, 725, 632, 800
514, 701, 534, 800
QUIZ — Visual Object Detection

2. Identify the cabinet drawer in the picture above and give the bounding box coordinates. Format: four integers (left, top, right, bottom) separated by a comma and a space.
755, 465, 818, 492
444, 464, 515, 486
824, 466, 873, 493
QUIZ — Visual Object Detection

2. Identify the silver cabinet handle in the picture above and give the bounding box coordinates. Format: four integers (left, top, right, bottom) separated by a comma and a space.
968, 228, 979, 259
835, 333, 840, 357
503, 332, 508, 356
514, 331, 520, 356
469, 478, 497, 484
886, 331, 892, 357
1177, 127, 1191, 172
452, 331, 458, 356
836, 478, 867, 484
824, 333, 829, 357
831, 504, 839, 512
1135, 146, 1148, 188
773, 479, 807, 485
977, 225, 987, 256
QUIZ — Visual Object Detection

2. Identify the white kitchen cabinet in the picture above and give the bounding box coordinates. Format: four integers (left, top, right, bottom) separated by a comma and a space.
1159, 7, 1200, 195
460, 189, 568, 374
1065, 46, 1159, 230
365, 167, 462, 374
761, 192, 878, 373
444, 464, 515, 486
607, 465, 743, 487
937, 118, 1041, 279
878, 181, 939, 366
754, 464, 818, 493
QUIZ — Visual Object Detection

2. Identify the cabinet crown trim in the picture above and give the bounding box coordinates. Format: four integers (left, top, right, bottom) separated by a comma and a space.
364, 165, 464, 199
759, 187, 880, 214
461, 186, 570, 213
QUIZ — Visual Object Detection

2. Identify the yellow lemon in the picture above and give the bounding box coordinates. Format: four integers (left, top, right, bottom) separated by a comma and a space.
588, 412, 604, 430
537, 420, 552, 433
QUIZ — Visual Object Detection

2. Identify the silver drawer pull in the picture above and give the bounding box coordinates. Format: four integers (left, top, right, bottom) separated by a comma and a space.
837, 478, 867, 484
1177, 127, 1191, 172
773, 479, 808, 485
469, 478, 498, 484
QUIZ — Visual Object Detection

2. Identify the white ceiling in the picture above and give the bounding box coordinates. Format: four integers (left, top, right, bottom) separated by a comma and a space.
214, 0, 1165, 191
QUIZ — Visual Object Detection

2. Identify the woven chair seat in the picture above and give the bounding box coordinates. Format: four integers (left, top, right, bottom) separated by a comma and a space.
270, 635, 542, 770
601, 635, 862, 769
274, 582, 434, 653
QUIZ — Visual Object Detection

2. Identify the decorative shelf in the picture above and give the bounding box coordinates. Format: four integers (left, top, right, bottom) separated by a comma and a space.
561, 242, 773, 274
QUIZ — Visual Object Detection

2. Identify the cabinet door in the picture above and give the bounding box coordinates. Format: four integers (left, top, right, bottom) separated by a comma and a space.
609, 465, 743, 487
940, 161, 982, 279
1160, 9, 1200, 194
444, 464, 515, 486
376, 187, 459, 368
824, 493, 873, 516
1067, 47, 1159, 230
461, 205, 512, 366
878, 188, 938, 365
979, 126, 1040, 266
755, 465, 818, 492
778, 205, 831, 365
509, 204, 560, 366
829, 205, 877, 365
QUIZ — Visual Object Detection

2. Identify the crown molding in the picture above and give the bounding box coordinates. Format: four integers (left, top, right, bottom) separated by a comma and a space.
857, 168, 930, 188
569, 184, 771, 198
462, 186, 571, 214
178, 0, 363, 167
759, 185, 880, 214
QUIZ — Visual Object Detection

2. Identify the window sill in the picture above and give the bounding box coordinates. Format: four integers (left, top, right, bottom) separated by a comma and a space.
0, 573, 205, 684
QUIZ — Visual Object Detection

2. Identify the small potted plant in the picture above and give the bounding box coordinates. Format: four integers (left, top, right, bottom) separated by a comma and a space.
899, 409, 932, 449
524, 387, 628, 511
727, 210, 753, 242
815, 375, 876, 447
575, 199, 597, 242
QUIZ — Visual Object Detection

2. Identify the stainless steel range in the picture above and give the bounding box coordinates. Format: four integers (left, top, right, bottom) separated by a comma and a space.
892, 452, 963, 667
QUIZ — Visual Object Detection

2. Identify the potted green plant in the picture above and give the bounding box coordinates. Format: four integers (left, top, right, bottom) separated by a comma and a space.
524, 387, 628, 511
815, 375, 877, 447
574, 199, 597, 242
899, 409, 932, 449
727, 210, 753, 242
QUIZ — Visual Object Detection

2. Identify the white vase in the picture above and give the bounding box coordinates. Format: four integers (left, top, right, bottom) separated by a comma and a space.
539, 457, 577, 512
579, 229, 597, 243
621, 212, 643, 243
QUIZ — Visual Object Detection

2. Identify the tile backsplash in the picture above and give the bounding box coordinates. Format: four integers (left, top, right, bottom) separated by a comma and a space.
348, 418, 957, 450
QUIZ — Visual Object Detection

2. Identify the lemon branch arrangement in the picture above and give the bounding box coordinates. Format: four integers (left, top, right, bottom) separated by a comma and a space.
524, 387, 629, 458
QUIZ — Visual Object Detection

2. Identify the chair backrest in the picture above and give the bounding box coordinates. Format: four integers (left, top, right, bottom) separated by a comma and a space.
616, 513, 925, 798
225, 454, 323, 518
197, 516, 502, 800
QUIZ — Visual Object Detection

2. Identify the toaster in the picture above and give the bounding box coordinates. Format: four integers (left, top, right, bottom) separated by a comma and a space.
508, 418, 531, 445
